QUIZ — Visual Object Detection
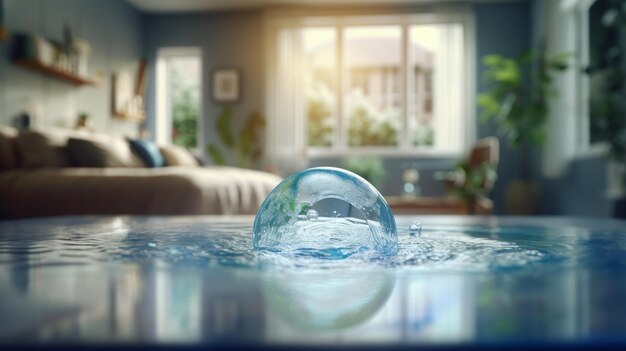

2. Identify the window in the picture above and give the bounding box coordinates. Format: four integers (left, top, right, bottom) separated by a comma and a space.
156, 48, 202, 150
266, 11, 473, 163
584, 0, 616, 147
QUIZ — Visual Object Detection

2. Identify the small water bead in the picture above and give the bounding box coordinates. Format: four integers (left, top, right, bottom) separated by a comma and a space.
306, 209, 319, 221
409, 221, 422, 237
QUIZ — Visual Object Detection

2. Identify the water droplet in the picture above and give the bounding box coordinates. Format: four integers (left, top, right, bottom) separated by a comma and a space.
306, 209, 319, 221
148, 242, 157, 247
409, 221, 422, 237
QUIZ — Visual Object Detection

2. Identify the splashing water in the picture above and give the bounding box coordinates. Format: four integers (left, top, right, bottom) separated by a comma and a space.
0, 217, 576, 272
409, 221, 422, 237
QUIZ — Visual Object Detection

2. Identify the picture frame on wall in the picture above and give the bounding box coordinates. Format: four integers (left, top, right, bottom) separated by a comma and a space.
212, 68, 240, 103
111, 60, 147, 122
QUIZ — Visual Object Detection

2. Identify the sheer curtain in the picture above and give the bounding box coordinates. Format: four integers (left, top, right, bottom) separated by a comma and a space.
264, 7, 474, 175
264, 22, 308, 176
433, 22, 467, 153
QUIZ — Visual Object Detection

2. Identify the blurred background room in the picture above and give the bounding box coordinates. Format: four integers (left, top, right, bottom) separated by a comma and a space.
0, 0, 624, 219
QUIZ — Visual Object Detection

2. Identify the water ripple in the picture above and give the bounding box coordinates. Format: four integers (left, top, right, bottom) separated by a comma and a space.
0, 217, 618, 272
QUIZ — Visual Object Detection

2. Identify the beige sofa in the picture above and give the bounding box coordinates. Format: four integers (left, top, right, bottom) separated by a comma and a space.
0, 126, 281, 219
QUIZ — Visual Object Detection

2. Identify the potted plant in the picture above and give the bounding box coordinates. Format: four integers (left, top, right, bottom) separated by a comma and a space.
478, 50, 568, 214
207, 106, 265, 169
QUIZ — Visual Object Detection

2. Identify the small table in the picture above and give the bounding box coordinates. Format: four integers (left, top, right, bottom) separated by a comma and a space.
386, 196, 493, 215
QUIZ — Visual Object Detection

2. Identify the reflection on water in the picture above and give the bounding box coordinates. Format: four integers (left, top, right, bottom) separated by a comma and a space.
262, 269, 394, 331
1, 216, 626, 345
3, 264, 621, 344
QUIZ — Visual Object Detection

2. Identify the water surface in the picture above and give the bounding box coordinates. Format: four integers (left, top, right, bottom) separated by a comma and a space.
1, 215, 626, 347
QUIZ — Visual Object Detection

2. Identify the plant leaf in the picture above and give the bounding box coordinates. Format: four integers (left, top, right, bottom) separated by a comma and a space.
216, 106, 235, 148
207, 144, 226, 165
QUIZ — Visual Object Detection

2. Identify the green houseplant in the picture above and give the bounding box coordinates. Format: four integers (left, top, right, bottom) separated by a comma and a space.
207, 106, 265, 169
478, 50, 567, 214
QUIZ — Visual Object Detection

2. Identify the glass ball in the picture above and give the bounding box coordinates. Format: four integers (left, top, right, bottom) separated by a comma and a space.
253, 167, 398, 257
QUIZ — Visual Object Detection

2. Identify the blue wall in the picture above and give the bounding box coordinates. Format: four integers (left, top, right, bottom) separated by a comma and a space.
474, 1, 531, 214
0, 0, 143, 137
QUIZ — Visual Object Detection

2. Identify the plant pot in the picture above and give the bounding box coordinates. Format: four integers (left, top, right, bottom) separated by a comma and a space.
505, 180, 539, 215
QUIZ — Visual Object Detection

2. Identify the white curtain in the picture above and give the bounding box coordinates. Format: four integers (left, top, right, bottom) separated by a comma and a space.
264, 25, 308, 176
433, 22, 466, 153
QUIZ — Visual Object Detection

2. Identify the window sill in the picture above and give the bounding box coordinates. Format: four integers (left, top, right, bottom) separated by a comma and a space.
307, 147, 463, 159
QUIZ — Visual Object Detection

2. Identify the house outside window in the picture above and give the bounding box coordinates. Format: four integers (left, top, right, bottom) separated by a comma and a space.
264, 9, 475, 172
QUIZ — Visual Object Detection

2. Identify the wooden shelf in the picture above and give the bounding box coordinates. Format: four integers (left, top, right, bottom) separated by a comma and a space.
386, 196, 493, 215
113, 111, 146, 122
13, 59, 96, 86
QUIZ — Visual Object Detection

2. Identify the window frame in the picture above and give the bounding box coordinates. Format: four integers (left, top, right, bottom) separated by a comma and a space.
575, 0, 611, 159
294, 12, 476, 159
155, 47, 204, 153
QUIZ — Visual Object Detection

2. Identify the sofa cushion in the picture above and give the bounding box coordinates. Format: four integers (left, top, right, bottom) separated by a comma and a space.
68, 135, 144, 168
15, 128, 77, 168
0, 126, 19, 171
160, 144, 199, 167
129, 139, 164, 168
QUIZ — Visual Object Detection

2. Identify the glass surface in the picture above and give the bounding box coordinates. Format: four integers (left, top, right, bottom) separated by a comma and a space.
303, 27, 336, 147
345, 26, 401, 147
252, 167, 398, 257
2, 215, 626, 348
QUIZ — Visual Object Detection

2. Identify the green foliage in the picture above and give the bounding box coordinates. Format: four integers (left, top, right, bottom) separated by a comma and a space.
236, 111, 265, 168
435, 162, 497, 204
478, 51, 568, 149
306, 85, 399, 147
215, 106, 235, 148
413, 125, 434, 147
207, 144, 226, 166
341, 157, 385, 187
170, 75, 199, 149
347, 91, 398, 147
265, 177, 312, 229
207, 106, 265, 168
307, 83, 334, 147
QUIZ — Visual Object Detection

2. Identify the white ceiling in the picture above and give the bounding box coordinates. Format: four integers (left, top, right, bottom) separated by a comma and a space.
127, 0, 512, 13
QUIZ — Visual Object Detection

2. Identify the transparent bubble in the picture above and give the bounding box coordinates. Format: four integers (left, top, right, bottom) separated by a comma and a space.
409, 221, 422, 237
252, 167, 398, 258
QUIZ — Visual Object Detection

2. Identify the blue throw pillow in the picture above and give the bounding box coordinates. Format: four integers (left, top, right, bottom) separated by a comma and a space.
129, 139, 165, 168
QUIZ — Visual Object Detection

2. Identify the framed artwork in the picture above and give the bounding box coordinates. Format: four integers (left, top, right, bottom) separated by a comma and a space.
111, 60, 146, 121
212, 68, 240, 103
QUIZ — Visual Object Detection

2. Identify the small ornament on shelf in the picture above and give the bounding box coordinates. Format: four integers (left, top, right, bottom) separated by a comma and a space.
401, 163, 421, 198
